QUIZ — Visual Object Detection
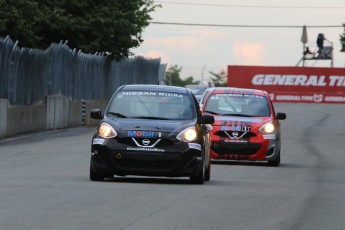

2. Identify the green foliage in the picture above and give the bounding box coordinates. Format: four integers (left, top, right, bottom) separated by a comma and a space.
165, 65, 200, 86
340, 23, 345, 52
0, 0, 159, 60
209, 70, 227, 87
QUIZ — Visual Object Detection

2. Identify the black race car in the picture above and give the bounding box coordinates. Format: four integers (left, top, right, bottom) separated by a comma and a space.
89, 84, 214, 184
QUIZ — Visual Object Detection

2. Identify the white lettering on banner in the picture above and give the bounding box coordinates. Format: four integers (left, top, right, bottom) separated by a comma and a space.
325, 96, 345, 102
276, 95, 301, 101
329, 76, 345, 86
252, 74, 344, 87
275, 94, 324, 103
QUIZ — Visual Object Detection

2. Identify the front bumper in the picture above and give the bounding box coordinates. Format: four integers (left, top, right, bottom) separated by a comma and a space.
210, 135, 280, 161
91, 138, 204, 177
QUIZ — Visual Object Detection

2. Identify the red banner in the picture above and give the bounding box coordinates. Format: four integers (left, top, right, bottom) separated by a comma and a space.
227, 65, 345, 104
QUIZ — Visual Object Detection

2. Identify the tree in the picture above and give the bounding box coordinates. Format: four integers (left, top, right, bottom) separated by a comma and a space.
165, 65, 200, 86
209, 69, 227, 87
0, 0, 159, 60
340, 23, 345, 52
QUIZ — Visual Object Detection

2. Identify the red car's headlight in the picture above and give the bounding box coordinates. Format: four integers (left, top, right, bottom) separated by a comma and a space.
259, 122, 275, 134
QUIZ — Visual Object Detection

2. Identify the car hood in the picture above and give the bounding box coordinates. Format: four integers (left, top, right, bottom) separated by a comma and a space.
104, 116, 196, 133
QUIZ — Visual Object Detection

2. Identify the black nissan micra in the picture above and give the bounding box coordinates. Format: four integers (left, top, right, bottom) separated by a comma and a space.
90, 84, 214, 184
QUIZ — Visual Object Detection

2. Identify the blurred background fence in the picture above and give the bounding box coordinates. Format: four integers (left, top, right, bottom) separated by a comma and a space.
0, 36, 166, 105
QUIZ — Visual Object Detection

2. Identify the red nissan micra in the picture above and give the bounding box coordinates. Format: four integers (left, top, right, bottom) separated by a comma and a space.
201, 87, 286, 166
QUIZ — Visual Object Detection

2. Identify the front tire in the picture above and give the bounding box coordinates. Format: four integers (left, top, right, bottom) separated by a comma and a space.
190, 159, 205, 184
268, 151, 280, 167
90, 165, 106, 181
204, 160, 211, 181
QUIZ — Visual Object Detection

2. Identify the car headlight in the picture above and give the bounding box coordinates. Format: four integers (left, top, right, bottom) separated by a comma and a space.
176, 127, 197, 142
259, 122, 275, 134
98, 122, 117, 138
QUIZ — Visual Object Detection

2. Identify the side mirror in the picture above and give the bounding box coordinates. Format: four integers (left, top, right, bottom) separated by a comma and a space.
200, 114, 215, 124
276, 112, 286, 120
90, 109, 103, 119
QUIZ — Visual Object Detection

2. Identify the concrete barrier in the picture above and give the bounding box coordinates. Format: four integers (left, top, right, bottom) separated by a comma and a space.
0, 99, 8, 138
68, 100, 83, 127
47, 96, 69, 130
0, 97, 108, 139
6, 104, 46, 137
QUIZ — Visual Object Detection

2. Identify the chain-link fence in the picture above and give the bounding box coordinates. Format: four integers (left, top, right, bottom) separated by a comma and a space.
0, 36, 166, 105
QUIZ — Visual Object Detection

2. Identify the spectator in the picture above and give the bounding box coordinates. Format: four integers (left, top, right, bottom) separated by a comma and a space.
316, 33, 329, 59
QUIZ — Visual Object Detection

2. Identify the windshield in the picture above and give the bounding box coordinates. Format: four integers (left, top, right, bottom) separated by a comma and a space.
108, 90, 195, 120
204, 93, 271, 117
200, 88, 213, 106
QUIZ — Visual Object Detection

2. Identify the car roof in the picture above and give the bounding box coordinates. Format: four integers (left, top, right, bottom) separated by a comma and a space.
211, 87, 268, 96
185, 85, 208, 88
121, 84, 190, 94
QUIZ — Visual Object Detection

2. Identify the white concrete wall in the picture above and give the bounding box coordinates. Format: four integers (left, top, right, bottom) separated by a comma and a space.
0, 99, 8, 138
0, 97, 108, 139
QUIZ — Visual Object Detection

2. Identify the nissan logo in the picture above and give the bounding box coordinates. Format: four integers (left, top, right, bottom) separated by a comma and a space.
142, 139, 150, 146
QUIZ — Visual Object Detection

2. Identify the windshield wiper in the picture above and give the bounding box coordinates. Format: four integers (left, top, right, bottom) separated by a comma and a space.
131, 116, 169, 120
108, 112, 127, 118
204, 110, 220, 115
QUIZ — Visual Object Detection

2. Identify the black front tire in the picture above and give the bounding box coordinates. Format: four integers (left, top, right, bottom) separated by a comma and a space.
190, 159, 205, 184
204, 161, 211, 181
90, 165, 106, 181
268, 151, 280, 167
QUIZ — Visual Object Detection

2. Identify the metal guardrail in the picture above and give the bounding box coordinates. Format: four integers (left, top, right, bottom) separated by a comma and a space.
0, 36, 165, 105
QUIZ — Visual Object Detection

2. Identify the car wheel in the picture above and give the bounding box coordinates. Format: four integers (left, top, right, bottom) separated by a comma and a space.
268, 151, 280, 167
90, 165, 106, 181
204, 160, 211, 181
190, 159, 205, 184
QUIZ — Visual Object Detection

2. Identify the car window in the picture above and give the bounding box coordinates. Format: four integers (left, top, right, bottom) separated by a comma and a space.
108, 91, 195, 120
204, 93, 271, 117
200, 88, 212, 106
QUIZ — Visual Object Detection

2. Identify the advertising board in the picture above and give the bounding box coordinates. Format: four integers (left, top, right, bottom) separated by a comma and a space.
227, 65, 345, 103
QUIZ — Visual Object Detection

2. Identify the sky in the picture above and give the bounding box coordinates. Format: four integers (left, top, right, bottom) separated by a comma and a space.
132, 0, 345, 84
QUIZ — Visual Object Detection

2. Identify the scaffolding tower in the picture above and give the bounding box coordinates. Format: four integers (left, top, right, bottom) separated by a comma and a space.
296, 26, 334, 67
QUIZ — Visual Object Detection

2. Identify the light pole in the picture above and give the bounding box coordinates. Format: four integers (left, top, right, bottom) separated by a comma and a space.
201, 65, 205, 85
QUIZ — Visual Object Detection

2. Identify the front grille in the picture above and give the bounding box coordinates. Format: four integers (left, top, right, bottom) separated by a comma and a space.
110, 153, 178, 171
212, 142, 261, 155
214, 131, 256, 139
116, 159, 177, 170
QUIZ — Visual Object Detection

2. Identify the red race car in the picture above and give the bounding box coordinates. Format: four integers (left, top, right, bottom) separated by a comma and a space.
201, 87, 286, 166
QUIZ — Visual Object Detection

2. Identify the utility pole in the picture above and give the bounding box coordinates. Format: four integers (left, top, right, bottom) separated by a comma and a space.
201, 65, 206, 85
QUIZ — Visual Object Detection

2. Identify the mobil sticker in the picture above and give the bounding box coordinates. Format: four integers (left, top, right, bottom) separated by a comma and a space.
127, 131, 161, 138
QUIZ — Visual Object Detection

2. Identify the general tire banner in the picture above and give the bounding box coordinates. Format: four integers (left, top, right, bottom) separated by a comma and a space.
227, 65, 345, 104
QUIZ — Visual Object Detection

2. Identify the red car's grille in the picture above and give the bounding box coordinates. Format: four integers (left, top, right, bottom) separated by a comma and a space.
211, 142, 262, 155
214, 131, 256, 139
